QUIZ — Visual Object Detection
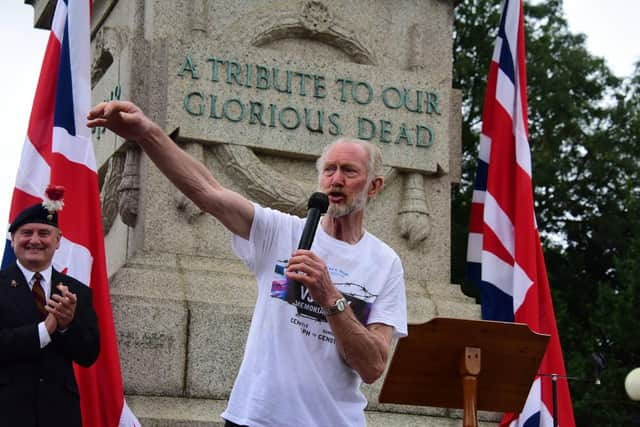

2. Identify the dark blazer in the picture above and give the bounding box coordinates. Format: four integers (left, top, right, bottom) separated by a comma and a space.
0, 262, 100, 427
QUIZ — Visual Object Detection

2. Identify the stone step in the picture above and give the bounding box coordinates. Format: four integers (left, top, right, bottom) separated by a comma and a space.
126, 395, 500, 427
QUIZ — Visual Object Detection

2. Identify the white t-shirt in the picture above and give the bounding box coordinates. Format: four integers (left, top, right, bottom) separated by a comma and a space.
221, 204, 408, 427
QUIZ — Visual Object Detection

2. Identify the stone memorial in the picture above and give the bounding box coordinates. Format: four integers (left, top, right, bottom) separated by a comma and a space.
26, 0, 493, 425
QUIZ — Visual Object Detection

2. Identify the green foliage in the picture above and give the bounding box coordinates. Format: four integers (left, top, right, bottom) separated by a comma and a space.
452, 0, 640, 424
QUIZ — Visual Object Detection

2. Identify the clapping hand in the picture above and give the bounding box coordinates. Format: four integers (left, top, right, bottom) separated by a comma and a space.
46, 284, 77, 330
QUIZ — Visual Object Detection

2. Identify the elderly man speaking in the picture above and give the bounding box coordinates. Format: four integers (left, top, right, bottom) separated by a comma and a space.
88, 100, 407, 427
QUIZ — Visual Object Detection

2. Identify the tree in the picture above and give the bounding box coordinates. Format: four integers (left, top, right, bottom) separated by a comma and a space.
452, 1, 640, 424
576, 65, 640, 426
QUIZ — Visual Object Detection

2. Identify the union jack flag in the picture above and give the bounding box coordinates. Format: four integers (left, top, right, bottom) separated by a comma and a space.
2, 1, 138, 425
466, 0, 575, 426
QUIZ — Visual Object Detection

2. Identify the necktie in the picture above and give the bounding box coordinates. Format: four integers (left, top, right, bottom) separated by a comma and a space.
32, 272, 47, 319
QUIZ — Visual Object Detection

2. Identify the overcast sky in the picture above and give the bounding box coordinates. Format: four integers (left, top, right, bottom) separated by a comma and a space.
1, 0, 639, 255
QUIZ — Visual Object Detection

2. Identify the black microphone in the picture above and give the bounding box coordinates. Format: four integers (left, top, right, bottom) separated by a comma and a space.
288, 192, 329, 303
298, 192, 330, 250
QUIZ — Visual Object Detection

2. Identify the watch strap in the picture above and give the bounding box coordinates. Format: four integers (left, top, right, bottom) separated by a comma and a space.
322, 297, 347, 316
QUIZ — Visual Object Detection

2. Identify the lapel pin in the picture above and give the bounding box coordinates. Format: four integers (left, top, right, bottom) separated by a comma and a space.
10, 280, 18, 288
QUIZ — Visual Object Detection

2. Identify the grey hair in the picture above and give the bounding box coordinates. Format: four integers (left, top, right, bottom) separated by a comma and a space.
315, 138, 383, 181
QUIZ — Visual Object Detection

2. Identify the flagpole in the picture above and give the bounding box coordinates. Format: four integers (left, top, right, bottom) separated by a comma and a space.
552, 373, 558, 427
539, 372, 593, 427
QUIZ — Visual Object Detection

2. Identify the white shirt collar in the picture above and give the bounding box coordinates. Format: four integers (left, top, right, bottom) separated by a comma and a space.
16, 260, 53, 297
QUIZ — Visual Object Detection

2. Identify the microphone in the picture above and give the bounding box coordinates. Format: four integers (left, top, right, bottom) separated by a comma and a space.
288, 192, 329, 303
298, 192, 330, 250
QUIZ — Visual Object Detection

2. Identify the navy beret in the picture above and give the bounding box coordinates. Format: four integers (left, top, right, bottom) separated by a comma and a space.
9, 203, 59, 233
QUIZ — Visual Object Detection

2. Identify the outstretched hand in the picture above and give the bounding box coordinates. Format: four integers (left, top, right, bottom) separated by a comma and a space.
87, 100, 153, 142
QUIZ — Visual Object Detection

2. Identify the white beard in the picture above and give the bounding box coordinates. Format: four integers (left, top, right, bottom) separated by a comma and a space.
326, 185, 369, 218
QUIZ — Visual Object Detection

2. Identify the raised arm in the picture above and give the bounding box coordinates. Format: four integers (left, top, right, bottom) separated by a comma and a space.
87, 101, 254, 239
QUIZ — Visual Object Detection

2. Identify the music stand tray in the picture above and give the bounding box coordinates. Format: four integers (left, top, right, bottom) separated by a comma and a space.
379, 317, 549, 427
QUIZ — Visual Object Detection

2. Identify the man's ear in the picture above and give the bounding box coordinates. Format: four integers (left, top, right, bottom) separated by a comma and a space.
368, 176, 384, 198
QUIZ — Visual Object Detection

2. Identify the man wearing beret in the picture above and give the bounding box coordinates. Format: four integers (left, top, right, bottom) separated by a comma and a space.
0, 188, 100, 427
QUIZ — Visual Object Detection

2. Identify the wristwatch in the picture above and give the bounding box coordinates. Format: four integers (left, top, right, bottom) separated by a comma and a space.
322, 297, 347, 316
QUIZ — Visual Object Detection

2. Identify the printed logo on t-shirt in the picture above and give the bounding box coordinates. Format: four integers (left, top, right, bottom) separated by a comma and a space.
271, 259, 377, 325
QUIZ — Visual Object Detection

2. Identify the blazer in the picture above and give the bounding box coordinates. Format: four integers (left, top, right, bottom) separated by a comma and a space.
0, 262, 100, 427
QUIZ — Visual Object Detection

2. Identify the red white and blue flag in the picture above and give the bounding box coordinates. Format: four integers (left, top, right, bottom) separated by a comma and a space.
2, 1, 139, 426
466, 0, 575, 426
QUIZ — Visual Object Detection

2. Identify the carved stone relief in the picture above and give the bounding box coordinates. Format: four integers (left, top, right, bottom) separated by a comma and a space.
100, 151, 125, 234
214, 144, 311, 217
407, 23, 427, 71
189, 0, 209, 34
99, 145, 140, 233
117, 147, 141, 227
91, 26, 127, 87
398, 173, 431, 248
394, 21, 435, 247
300, 1, 333, 34
250, 1, 377, 65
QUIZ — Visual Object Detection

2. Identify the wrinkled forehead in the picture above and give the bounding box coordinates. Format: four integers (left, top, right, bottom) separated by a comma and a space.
322, 141, 368, 167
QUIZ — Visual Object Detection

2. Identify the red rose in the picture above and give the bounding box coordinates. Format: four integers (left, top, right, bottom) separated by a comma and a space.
45, 185, 65, 201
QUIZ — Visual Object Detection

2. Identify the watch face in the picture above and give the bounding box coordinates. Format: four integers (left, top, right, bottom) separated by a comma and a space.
336, 298, 346, 311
